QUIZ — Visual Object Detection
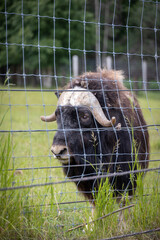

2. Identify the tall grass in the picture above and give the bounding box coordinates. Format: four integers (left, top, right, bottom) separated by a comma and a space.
0, 136, 87, 239
87, 132, 160, 240
86, 172, 160, 240
0, 134, 160, 240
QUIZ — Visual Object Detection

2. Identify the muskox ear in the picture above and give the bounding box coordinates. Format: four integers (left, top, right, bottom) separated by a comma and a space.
55, 91, 62, 99
55, 91, 59, 98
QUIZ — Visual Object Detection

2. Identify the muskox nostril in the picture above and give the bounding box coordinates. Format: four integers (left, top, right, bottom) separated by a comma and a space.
59, 148, 67, 156
51, 145, 68, 159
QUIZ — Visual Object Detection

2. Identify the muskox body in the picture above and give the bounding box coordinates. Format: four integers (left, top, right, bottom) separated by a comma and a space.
41, 69, 149, 202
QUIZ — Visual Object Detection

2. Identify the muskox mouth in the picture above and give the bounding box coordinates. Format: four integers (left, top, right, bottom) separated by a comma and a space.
52, 149, 74, 165
58, 158, 74, 165
56, 149, 69, 164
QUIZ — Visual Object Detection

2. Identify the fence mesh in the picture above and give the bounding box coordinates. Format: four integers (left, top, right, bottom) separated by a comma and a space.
0, 0, 160, 239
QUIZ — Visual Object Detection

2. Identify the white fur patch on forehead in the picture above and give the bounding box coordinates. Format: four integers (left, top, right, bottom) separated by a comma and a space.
57, 89, 73, 106
58, 86, 96, 107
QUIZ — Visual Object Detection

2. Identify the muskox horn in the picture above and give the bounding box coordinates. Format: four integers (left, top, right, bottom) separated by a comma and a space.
40, 112, 56, 122
58, 87, 116, 127
40, 90, 73, 122
75, 90, 116, 127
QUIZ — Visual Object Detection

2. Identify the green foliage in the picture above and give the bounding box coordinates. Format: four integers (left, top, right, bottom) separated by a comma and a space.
1, 0, 159, 76
0, 135, 13, 189
0, 0, 95, 72
94, 178, 116, 218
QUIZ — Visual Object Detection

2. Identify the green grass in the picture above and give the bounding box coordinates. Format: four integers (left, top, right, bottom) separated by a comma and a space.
0, 87, 160, 239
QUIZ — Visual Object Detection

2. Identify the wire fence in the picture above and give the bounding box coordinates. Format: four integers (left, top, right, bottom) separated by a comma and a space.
0, 0, 160, 239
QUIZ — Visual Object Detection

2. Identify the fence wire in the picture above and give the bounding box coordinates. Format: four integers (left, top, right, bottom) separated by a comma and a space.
0, 0, 160, 239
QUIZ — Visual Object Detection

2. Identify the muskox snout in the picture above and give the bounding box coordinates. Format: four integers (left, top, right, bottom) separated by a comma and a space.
51, 145, 69, 163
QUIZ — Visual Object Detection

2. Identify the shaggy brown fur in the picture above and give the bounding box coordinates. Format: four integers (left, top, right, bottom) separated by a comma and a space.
52, 69, 150, 202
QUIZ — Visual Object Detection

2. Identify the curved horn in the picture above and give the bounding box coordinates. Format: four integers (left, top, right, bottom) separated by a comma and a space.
66, 87, 116, 127
40, 90, 73, 122
40, 112, 56, 122
85, 97, 116, 127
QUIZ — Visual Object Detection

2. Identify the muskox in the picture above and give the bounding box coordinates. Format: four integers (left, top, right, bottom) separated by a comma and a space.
41, 69, 149, 202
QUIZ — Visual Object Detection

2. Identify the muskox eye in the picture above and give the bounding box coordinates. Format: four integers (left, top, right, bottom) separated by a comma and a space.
80, 113, 90, 122
83, 115, 88, 119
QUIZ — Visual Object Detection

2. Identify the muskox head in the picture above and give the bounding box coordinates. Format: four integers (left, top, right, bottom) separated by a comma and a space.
41, 86, 117, 167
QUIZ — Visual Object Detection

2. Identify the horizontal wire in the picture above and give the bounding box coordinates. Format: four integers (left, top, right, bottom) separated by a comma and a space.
0, 167, 159, 191
1, 103, 160, 111
22, 192, 160, 209
4, 159, 160, 172
0, 73, 159, 86
10, 172, 160, 186
0, 88, 160, 93
0, 41, 160, 59
0, 11, 160, 30
140, 0, 160, 3
102, 228, 160, 240
0, 124, 160, 133
17, 186, 160, 199
9, 174, 160, 186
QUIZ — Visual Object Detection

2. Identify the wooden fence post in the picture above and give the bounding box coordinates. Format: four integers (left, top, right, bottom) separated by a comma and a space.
142, 60, 147, 90
72, 55, 79, 77
106, 56, 112, 70
43, 68, 52, 88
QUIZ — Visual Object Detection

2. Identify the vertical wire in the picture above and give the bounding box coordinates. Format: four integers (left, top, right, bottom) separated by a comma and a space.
91, 0, 102, 192
69, 0, 76, 222
64, 0, 72, 179
126, 0, 149, 172
154, 1, 160, 90
73, 0, 89, 199
37, 0, 53, 208
97, 0, 101, 70
140, 0, 160, 197
53, 0, 62, 211
154, 0, 160, 183
21, 0, 34, 184
82, 0, 104, 200
81, 0, 100, 204
21, 0, 36, 217
68, 0, 72, 88
74, 0, 88, 205
83, 0, 87, 75
140, 1, 160, 140
125, 0, 134, 193
55, 0, 73, 207
76, 0, 87, 184
5, 0, 15, 187
111, 0, 134, 192
92, 0, 118, 193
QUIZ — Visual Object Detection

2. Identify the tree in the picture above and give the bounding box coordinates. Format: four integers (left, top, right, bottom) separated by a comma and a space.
0, 0, 95, 76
